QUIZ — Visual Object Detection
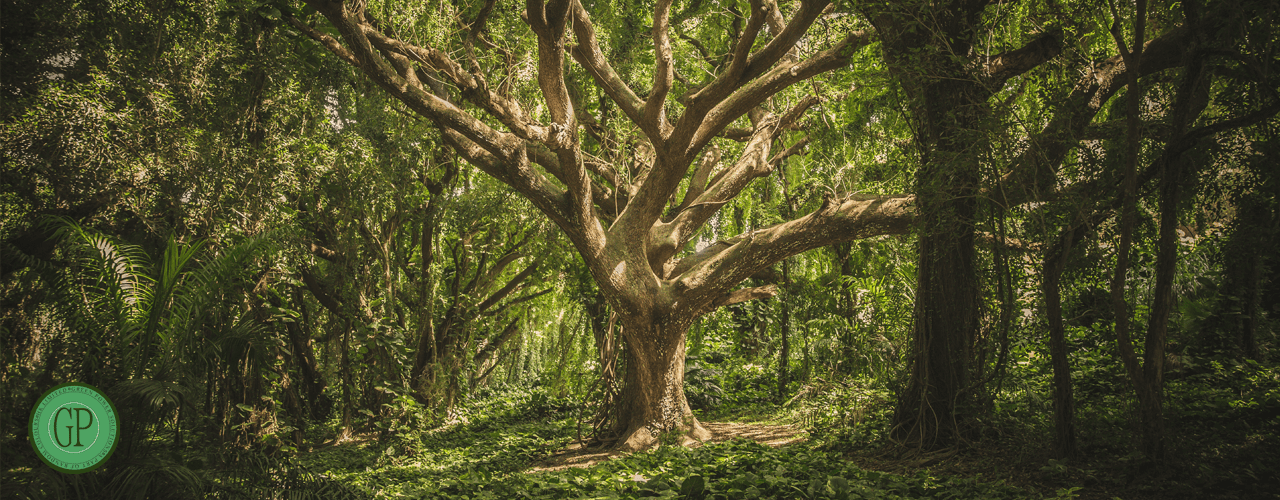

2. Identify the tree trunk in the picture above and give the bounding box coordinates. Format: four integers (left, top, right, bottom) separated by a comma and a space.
1044, 227, 1079, 460
1239, 243, 1263, 360
777, 258, 791, 401
777, 158, 795, 401
1222, 196, 1270, 359
286, 287, 327, 419
894, 206, 978, 448
612, 317, 711, 451
340, 319, 353, 438
471, 318, 521, 388
892, 78, 983, 450
409, 161, 452, 393
1138, 153, 1182, 460
872, 2, 987, 449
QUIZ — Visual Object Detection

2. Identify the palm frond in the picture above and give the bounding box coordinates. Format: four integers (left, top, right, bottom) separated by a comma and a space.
145, 235, 204, 343
102, 457, 204, 500
44, 216, 153, 328
114, 378, 191, 417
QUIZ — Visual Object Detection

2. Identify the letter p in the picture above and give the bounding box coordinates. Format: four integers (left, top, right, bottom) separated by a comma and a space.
73, 408, 93, 447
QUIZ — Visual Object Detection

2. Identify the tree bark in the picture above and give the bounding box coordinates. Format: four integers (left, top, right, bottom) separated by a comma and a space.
340, 318, 353, 438
289, 0, 1277, 454
1044, 227, 1079, 460
777, 258, 791, 402
409, 161, 452, 395
1138, 153, 1180, 461
612, 316, 711, 451
284, 288, 327, 420
872, 2, 989, 448
1222, 197, 1271, 359
895, 209, 979, 447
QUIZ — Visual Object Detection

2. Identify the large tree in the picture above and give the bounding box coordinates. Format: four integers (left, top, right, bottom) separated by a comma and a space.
872, 0, 1278, 450
289, 0, 917, 449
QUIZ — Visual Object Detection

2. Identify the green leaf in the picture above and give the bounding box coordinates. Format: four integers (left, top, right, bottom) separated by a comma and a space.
828, 476, 850, 496
679, 475, 705, 497
259, 6, 281, 20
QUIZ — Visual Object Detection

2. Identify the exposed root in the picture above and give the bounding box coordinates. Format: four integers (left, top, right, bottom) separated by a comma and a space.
613, 419, 713, 452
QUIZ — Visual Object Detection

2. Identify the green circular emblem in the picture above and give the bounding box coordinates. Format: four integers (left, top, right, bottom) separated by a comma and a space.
29, 383, 120, 474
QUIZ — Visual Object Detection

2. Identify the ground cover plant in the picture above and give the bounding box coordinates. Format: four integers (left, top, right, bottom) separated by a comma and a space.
277, 385, 1089, 500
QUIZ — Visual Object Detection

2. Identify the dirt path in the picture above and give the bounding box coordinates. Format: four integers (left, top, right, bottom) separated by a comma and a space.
529, 422, 806, 472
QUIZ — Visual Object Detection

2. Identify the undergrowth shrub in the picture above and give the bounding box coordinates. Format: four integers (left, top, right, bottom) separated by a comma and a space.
684, 354, 724, 411
720, 362, 775, 409
298, 383, 578, 497
786, 377, 892, 450
413, 439, 1074, 499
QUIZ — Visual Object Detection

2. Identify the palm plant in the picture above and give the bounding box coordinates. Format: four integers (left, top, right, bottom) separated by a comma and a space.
30, 217, 278, 495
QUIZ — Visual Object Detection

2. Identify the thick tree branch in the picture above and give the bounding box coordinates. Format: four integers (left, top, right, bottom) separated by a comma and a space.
527, 0, 601, 246
769, 137, 809, 166
719, 127, 754, 141
569, 0, 645, 127
778, 95, 820, 131
670, 193, 915, 314
483, 287, 556, 318
673, 144, 721, 215
682, 0, 823, 124
683, 0, 767, 110
647, 0, 676, 140
525, 143, 616, 216
979, 29, 1064, 92
288, 16, 359, 66
359, 25, 552, 144
473, 249, 525, 295
439, 129, 573, 233
992, 26, 1192, 208
619, 31, 870, 253
711, 284, 779, 308
650, 115, 781, 274
300, 266, 343, 317
526, 0, 574, 131
1175, 101, 1280, 150
476, 255, 545, 313
647, 93, 819, 276
306, 1, 523, 160
473, 318, 521, 367
685, 30, 873, 157
308, 242, 345, 263
297, 0, 594, 242
976, 232, 1041, 253
742, 0, 831, 82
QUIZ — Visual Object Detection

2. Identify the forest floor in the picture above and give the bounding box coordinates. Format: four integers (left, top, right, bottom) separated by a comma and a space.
286, 391, 1055, 498
530, 421, 807, 472
254, 368, 1280, 500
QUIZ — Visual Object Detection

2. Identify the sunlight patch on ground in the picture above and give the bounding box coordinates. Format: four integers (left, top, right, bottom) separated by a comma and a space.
528, 422, 807, 472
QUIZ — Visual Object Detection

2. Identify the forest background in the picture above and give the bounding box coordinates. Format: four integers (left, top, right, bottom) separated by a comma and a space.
2, 0, 1278, 498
